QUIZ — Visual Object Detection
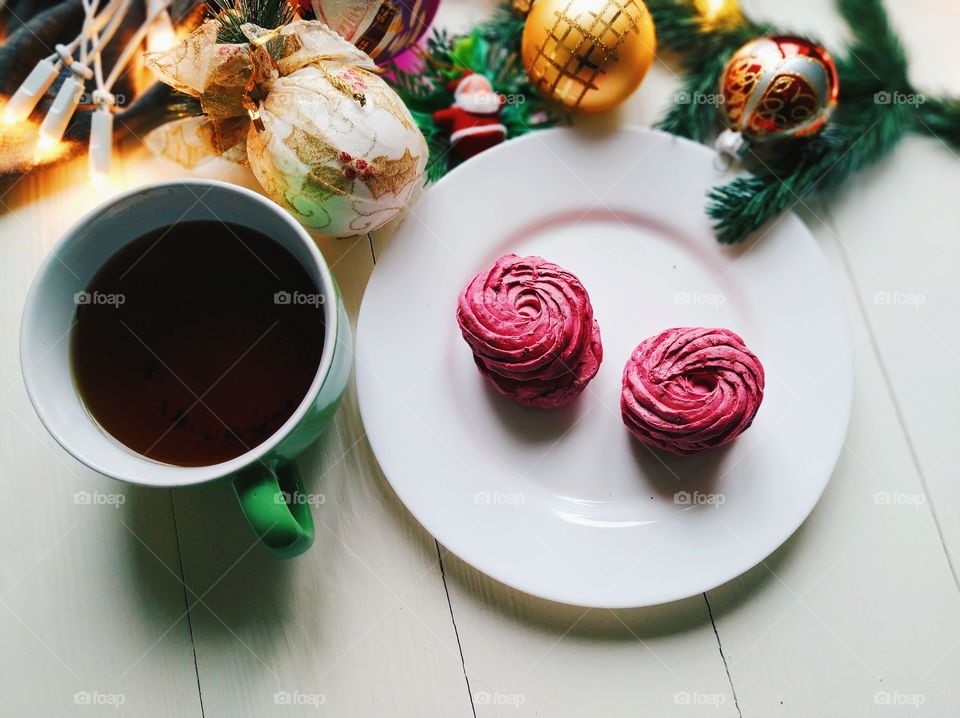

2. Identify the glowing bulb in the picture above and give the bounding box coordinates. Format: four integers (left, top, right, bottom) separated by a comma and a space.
694, 0, 741, 23
147, 24, 176, 53
33, 132, 66, 163
90, 171, 108, 189
4, 59, 59, 124
36, 133, 57, 153
146, 2, 176, 53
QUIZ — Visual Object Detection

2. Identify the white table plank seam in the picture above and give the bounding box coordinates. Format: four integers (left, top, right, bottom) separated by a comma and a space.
168, 492, 207, 718
704, 593, 744, 718
436, 543, 481, 718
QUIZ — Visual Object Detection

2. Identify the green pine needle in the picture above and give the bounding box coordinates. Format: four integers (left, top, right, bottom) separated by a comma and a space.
209, 0, 294, 43
836, 0, 909, 89
478, 0, 527, 42
655, 52, 727, 142
708, 106, 908, 242
917, 98, 960, 150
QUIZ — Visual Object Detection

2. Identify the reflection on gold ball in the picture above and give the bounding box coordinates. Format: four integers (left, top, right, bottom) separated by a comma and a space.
521, 0, 656, 114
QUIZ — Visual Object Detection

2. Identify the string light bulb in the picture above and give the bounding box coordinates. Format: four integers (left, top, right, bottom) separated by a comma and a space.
14, 0, 173, 181
4, 59, 59, 124
37, 75, 86, 149
88, 97, 113, 186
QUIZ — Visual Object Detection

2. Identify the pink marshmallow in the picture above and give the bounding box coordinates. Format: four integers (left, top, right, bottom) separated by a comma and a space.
457, 254, 603, 408
621, 327, 765, 455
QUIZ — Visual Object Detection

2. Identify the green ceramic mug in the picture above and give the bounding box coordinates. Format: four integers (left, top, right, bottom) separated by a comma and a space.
20, 180, 352, 558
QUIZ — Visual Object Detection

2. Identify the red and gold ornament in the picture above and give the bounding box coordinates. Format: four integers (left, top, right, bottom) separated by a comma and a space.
716, 34, 839, 157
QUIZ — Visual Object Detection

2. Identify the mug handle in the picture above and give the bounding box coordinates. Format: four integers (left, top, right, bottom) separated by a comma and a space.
233, 460, 315, 558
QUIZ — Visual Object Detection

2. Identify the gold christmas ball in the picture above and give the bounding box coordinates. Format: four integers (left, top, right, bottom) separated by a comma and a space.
521, 0, 657, 114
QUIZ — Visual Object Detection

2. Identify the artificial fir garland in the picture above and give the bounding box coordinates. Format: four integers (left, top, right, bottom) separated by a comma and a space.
173, 0, 960, 240
647, 0, 960, 243
387, 25, 565, 182
391, 0, 958, 243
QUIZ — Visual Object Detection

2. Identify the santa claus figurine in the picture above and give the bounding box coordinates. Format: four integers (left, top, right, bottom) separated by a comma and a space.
432, 73, 507, 160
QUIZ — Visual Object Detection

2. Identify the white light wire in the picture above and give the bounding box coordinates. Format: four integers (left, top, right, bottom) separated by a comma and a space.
102, 0, 173, 91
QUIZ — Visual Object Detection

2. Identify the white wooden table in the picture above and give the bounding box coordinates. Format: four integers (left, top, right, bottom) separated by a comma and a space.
2, 0, 959, 715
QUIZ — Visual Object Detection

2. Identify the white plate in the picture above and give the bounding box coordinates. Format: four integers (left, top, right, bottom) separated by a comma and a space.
356, 127, 852, 608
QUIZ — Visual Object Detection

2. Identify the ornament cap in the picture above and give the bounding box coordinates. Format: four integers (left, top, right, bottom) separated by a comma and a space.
715, 129, 747, 161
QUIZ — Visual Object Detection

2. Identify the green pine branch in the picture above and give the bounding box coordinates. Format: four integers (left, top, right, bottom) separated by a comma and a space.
836, 0, 909, 90
477, 0, 527, 43
386, 10, 566, 181
209, 0, 294, 43
194, 0, 958, 228
655, 51, 727, 142
647, 0, 766, 142
708, 103, 908, 241
652, 0, 957, 243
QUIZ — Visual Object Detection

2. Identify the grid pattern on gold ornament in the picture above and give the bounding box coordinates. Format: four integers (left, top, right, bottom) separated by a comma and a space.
528, 0, 643, 110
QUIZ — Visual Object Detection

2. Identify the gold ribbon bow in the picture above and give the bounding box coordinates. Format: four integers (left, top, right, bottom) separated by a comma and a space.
144, 19, 377, 167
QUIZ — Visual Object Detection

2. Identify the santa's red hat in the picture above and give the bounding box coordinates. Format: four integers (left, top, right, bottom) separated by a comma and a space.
447, 72, 474, 92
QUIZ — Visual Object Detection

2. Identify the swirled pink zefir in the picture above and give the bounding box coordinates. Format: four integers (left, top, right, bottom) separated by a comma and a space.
621, 328, 765, 455
457, 254, 603, 408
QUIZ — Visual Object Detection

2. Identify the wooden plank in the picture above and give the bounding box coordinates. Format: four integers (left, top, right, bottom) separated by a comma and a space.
692, 5, 960, 716
706, 206, 960, 716
827, 137, 960, 573
158, 151, 474, 715
0, 156, 203, 716
444, 554, 739, 717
